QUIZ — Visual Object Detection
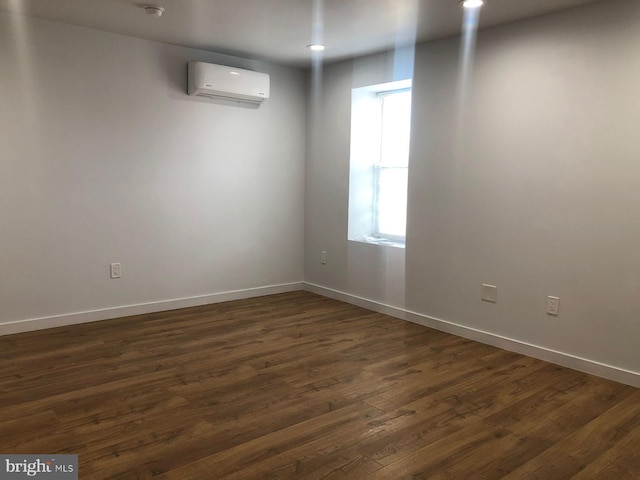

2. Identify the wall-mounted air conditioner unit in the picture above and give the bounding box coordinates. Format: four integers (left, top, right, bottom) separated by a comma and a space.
187, 62, 270, 106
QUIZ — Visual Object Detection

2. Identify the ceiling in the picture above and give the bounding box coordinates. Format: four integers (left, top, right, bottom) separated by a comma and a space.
0, 0, 603, 67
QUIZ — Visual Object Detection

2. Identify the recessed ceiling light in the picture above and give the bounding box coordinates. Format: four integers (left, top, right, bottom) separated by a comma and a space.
307, 44, 326, 52
460, 0, 484, 8
144, 6, 165, 17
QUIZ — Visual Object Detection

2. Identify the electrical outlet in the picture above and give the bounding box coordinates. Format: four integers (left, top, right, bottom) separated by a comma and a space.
547, 296, 559, 316
110, 263, 121, 279
320, 251, 328, 265
481, 284, 497, 303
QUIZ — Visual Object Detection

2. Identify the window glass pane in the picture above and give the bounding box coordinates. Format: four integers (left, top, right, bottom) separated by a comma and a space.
379, 90, 412, 168
375, 166, 408, 237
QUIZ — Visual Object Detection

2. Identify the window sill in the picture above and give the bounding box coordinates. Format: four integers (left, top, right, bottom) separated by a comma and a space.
362, 236, 405, 249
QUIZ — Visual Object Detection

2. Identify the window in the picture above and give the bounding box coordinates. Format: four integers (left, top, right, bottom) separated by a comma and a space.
374, 88, 411, 241
348, 80, 412, 247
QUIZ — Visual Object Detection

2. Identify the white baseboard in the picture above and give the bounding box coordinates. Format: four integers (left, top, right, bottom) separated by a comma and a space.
0, 282, 304, 336
304, 282, 640, 388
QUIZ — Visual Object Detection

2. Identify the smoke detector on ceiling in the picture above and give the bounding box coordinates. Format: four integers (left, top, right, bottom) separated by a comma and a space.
144, 5, 165, 17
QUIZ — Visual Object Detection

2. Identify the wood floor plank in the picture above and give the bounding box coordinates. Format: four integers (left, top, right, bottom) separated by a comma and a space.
150, 401, 385, 479
432, 377, 635, 479
501, 389, 640, 479
0, 291, 637, 479
569, 421, 640, 480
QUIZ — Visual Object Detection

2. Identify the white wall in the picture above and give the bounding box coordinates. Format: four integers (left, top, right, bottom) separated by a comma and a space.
305, 0, 640, 383
0, 13, 306, 328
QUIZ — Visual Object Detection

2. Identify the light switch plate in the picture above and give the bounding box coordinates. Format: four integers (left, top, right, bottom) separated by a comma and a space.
110, 263, 121, 279
547, 296, 559, 316
481, 284, 497, 303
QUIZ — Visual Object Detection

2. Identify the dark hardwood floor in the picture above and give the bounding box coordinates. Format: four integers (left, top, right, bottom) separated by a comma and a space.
0, 291, 638, 479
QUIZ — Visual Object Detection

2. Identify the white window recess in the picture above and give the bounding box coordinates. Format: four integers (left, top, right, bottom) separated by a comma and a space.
348, 79, 412, 247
